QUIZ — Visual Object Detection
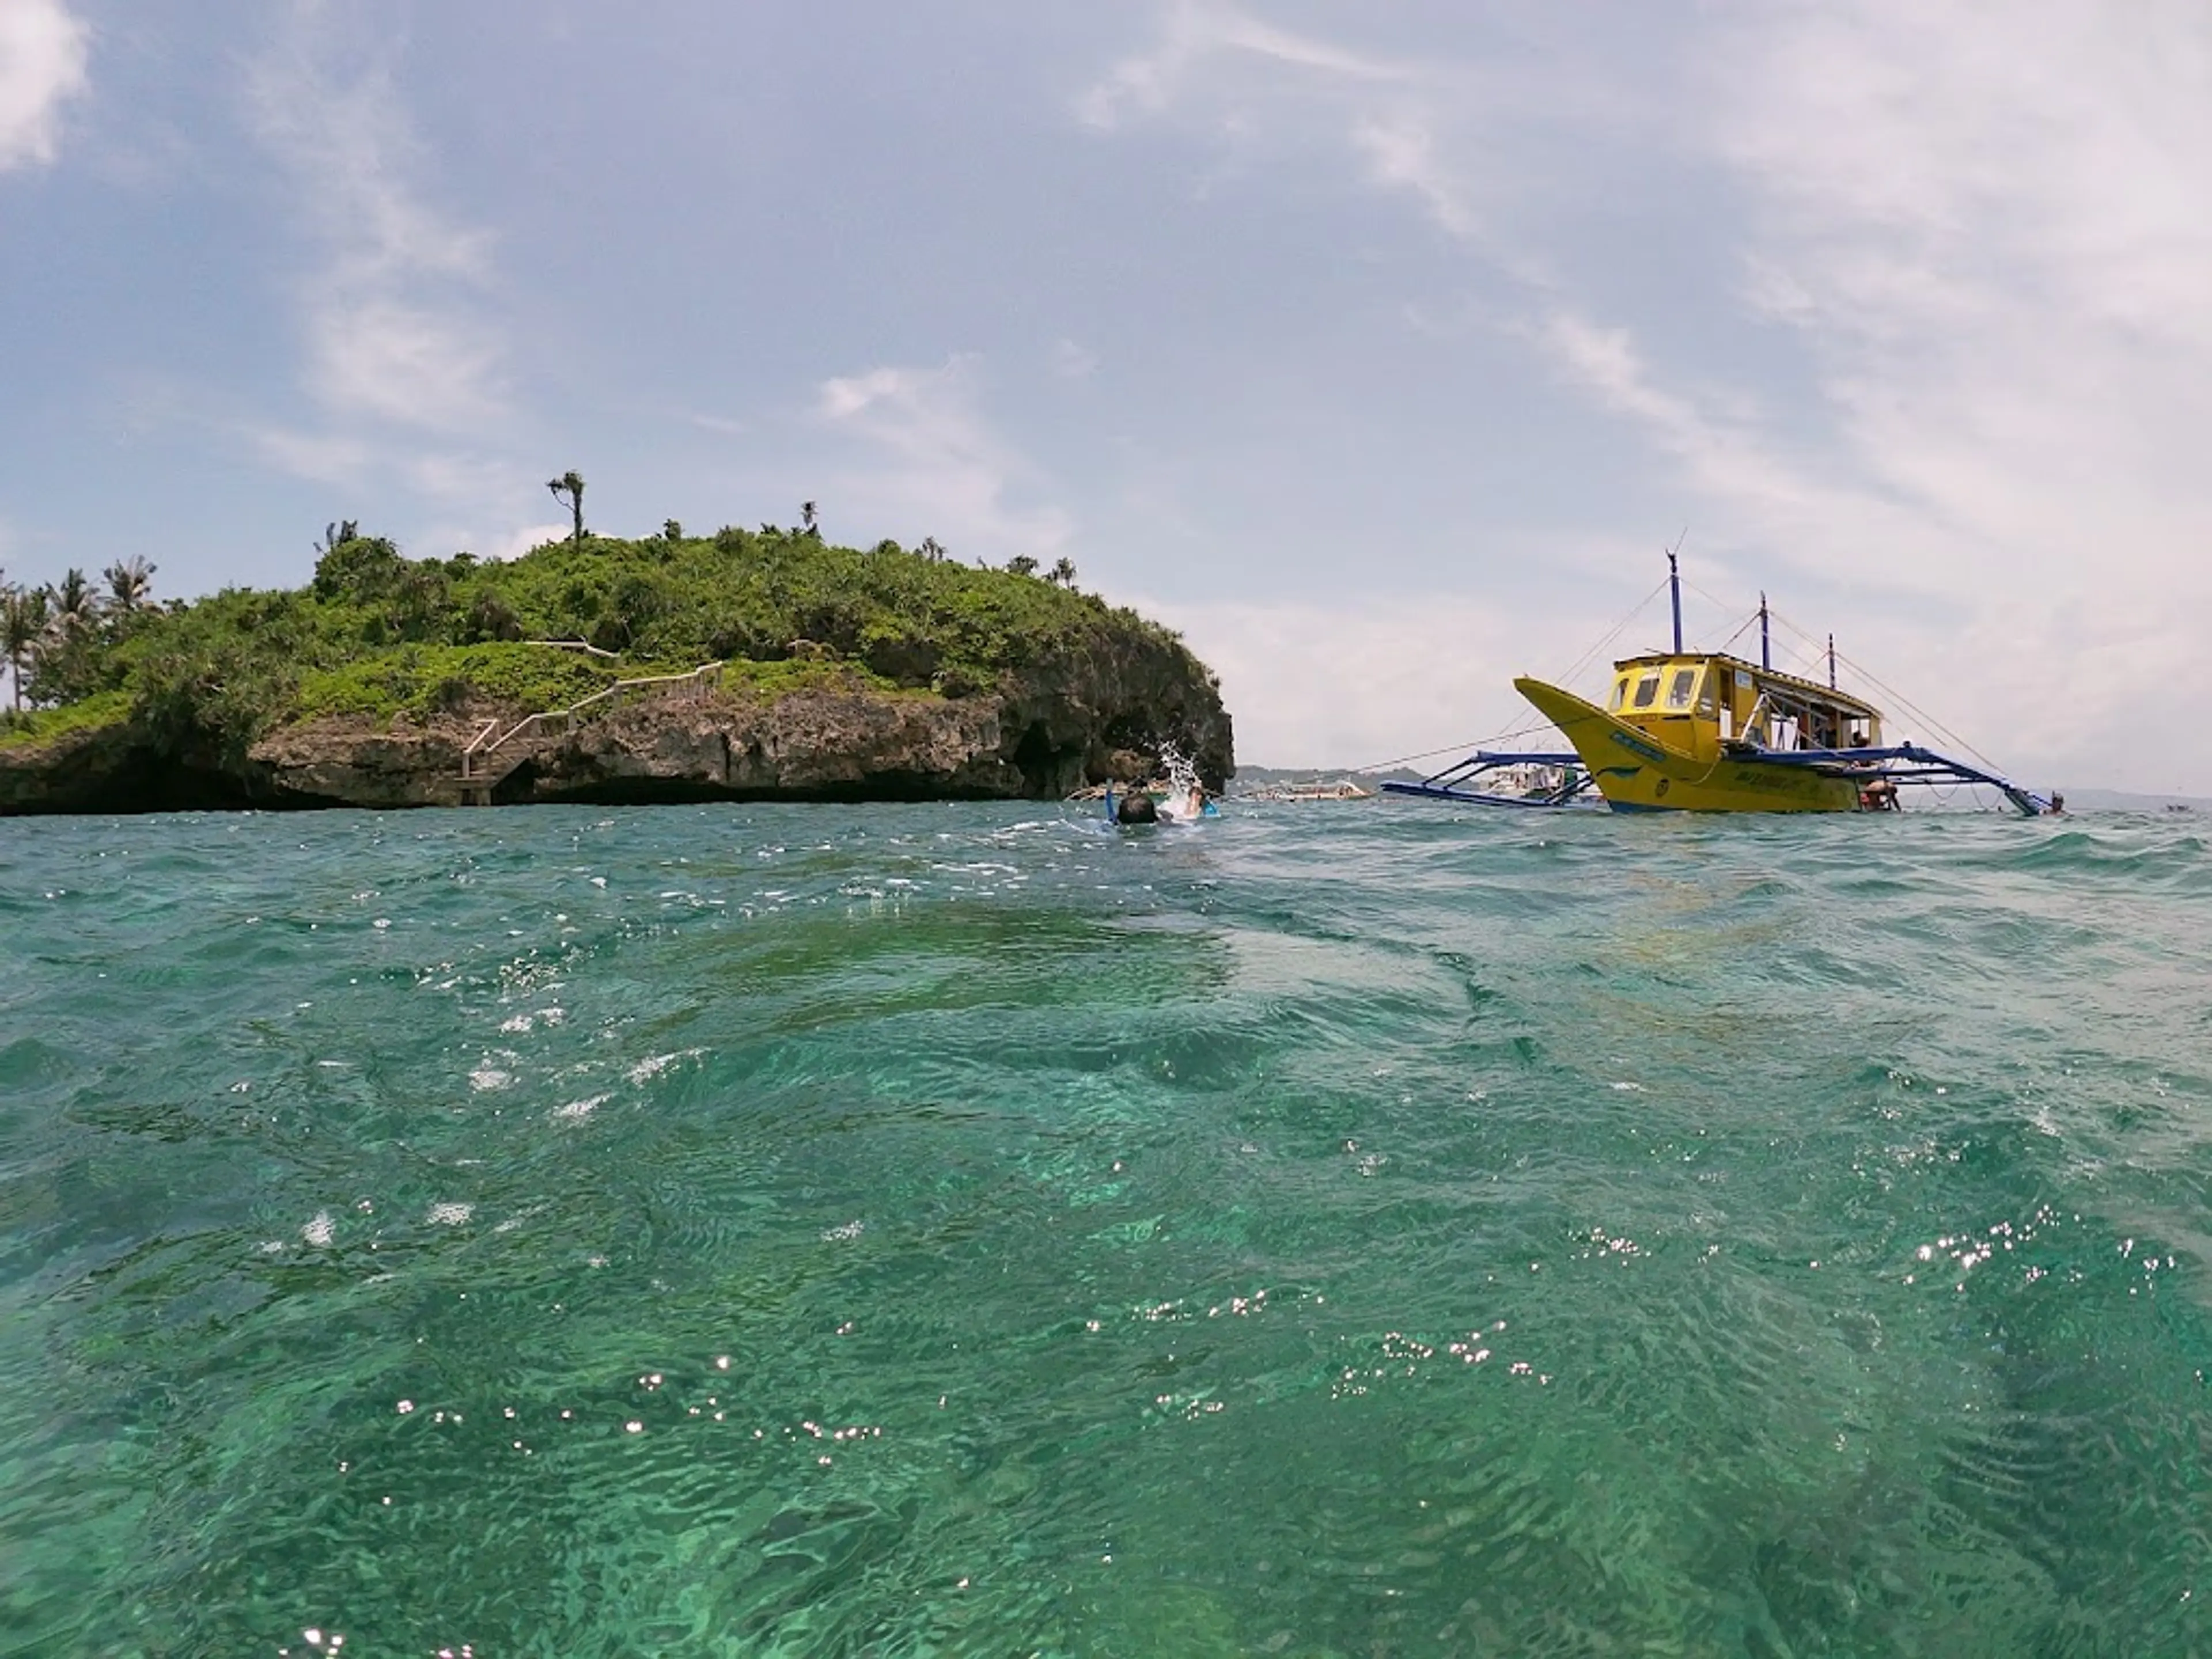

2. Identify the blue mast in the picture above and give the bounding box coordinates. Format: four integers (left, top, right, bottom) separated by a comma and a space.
1760, 592, 1771, 670
1828, 633, 1836, 690
1668, 553, 1683, 654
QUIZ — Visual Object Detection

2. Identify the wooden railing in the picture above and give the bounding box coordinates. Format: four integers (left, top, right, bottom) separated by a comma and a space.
523, 638, 622, 658
460, 661, 725, 783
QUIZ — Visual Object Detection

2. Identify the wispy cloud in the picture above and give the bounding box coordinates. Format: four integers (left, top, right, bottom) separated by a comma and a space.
1524, 309, 1930, 584
1351, 114, 1478, 242
1682, 0, 2212, 782
1082, 2, 2212, 787
0, 0, 89, 171
246, 9, 505, 437
813, 358, 1073, 561
1078, 2, 1405, 131
1075, 3, 1581, 262
234, 3, 549, 561
306, 297, 504, 430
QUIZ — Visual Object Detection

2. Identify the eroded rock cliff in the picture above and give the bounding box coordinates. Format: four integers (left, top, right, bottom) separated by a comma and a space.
0, 649, 1232, 815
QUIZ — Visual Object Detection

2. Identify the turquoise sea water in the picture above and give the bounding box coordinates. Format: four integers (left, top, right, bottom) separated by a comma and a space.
3, 801, 2211, 1656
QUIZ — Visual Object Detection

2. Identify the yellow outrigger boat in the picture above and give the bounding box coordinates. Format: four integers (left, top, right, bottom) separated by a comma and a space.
1385, 558, 2051, 817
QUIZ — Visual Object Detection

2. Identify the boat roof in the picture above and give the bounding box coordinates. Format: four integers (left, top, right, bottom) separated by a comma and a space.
1610, 650, 1881, 719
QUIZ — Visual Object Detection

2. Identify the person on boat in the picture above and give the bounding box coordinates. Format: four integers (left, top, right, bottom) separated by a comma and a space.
1115, 789, 1159, 825
2046, 792, 2066, 815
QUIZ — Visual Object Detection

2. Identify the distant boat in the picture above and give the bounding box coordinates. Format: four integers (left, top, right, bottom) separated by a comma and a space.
1243, 779, 1374, 801
1386, 558, 2051, 817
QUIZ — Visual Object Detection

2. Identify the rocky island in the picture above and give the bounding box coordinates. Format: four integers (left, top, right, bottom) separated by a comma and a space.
0, 524, 1233, 815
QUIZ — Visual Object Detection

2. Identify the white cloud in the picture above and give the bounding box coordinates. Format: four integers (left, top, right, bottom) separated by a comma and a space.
814, 358, 1073, 562
247, 5, 507, 440
308, 298, 503, 430
0, 0, 89, 172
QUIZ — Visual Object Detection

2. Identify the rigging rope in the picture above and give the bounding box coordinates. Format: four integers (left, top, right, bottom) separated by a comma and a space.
1762, 608, 2006, 774
1676, 573, 2007, 770
1551, 574, 1672, 688
1673, 576, 2022, 796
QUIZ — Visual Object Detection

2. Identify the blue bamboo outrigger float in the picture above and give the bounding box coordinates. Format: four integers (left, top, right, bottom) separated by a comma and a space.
1384, 558, 2056, 817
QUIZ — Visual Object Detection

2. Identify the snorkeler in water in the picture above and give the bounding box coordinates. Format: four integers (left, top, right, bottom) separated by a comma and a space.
1115, 790, 1159, 825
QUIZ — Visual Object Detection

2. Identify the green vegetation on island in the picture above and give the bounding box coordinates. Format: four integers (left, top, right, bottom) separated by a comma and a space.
3, 520, 1179, 755
0, 502, 1232, 811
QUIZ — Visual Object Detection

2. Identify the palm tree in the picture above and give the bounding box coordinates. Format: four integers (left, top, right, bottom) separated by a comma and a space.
918, 537, 946, 563
801, 501, 820, 537
1048, 557, 1078, 588
51, 568, 98, 636
104, 555, 156, 613
547, 471, 585, 544
2, 586, 50, 710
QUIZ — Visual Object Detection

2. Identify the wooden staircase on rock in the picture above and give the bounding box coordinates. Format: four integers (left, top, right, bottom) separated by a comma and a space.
458, 661, 725, 805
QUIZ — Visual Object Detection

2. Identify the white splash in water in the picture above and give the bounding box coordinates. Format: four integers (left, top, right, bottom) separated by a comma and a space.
426, 1202, 474, 1226
628, 1049, 704, 1085
1154, 741, 1209, 823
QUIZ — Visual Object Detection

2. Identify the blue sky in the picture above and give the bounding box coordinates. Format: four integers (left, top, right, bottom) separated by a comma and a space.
5, 1, 2211, 790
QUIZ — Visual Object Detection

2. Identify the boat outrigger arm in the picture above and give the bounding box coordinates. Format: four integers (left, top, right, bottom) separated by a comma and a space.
1380, 752, 1601, 808
1382, 740, 2046, 815
1714, 742, 2049, 817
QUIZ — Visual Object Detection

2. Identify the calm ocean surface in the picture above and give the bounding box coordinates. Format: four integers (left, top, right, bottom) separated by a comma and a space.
3, 801, 2211, 1656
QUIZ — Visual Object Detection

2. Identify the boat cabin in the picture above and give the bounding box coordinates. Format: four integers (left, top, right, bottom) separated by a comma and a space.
1604, 652, 1881, 762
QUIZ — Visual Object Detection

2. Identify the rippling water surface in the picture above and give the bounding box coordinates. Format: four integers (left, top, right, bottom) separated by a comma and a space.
4, 801, 2211, 1655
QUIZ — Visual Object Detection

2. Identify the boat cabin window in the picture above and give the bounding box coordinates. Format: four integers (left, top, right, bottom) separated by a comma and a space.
1665, 666, 1699, 710
1631, 671, 1661, 710
1609, 675, 1631, 713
